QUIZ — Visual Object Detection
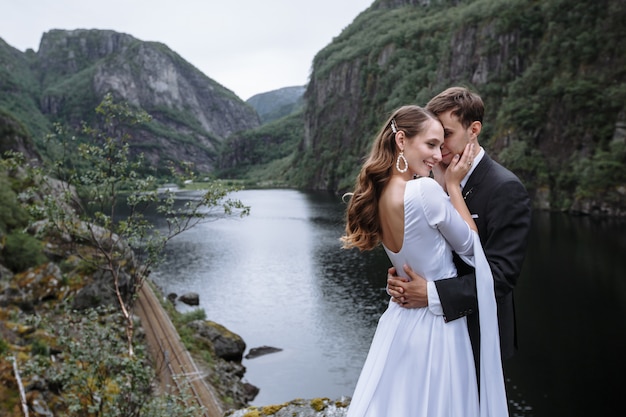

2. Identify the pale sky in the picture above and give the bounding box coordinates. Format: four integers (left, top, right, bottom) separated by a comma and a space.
0, 0, 373, 100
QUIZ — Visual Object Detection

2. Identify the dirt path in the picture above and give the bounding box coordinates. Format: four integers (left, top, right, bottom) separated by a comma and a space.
135, 283, 223, 417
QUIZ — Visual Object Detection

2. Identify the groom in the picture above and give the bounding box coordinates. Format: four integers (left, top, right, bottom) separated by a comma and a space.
387, 86, 532, 371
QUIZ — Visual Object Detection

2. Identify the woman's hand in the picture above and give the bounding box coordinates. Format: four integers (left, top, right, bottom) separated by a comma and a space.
445, 143, 475, 189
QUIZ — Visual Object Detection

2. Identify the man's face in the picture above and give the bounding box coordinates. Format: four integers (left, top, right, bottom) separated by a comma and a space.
437, 110, 472, 167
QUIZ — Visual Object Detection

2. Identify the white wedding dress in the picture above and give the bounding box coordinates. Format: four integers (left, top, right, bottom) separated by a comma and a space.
346, 177, 507, 417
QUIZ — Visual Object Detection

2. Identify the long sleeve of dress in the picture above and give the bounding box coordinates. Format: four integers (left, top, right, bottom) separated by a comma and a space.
417, 177, 473, 257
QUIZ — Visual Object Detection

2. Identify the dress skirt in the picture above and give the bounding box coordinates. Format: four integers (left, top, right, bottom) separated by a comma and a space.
346, 300, 479, 417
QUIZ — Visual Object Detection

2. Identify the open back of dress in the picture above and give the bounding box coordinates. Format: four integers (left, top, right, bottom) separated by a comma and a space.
346, 177, 479, 417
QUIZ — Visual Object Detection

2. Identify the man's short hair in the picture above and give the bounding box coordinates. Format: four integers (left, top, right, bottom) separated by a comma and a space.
425, 87, 484, 128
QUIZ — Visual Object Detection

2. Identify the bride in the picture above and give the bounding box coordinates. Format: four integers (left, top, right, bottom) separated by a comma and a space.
341, 105, 507, 417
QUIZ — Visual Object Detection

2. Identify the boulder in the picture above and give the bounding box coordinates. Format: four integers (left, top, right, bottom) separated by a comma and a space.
212, 359, 259, 407
188, 319, 246, 362
178, 292, 199, 306
245, 345, 283, 359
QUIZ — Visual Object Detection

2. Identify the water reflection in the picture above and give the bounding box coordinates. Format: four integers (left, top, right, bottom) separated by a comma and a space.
505, 211, 626, 416
150, 190, 626, 415
150, 189, 388, 404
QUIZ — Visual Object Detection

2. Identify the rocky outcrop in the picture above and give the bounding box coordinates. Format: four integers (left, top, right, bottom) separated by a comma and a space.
3, 29, 261, 174
187, 319, 260, 408
188, 319, 247, 362
90, 39, 260, 138
178, 291, 200, 305
36, 29, 136, 86
0, 201, 257, 413
226, 397, 351, 417
0, 262, 66, 312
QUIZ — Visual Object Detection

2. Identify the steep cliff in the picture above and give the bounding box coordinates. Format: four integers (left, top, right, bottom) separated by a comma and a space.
300, 0, 626, 215
1, 29, 260, 173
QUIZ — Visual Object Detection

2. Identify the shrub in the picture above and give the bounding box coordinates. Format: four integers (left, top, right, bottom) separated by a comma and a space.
3, 230, 46, 272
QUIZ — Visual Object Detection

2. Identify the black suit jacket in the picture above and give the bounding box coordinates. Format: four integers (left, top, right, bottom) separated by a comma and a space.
434, 152, 531, 365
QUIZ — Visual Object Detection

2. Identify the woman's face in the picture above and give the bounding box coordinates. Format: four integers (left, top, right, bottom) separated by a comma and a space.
403, 118, 443, 178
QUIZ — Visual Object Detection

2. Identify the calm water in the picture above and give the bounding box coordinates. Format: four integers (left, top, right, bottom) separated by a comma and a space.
149, 189, 626, 416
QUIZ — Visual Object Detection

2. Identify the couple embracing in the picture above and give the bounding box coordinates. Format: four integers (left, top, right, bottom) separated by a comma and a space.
342, 87, 532, 417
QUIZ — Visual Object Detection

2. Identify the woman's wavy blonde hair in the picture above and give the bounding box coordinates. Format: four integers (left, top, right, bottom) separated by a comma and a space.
341, 105, 438, 251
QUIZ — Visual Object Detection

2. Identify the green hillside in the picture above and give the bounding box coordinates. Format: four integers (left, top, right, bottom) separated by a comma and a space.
293, 0, 626, 215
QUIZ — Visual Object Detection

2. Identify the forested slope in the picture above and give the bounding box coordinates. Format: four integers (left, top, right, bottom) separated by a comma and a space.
297, 0, 626, 215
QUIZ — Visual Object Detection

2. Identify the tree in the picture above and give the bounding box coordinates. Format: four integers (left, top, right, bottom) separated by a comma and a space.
38, 93, 249, 356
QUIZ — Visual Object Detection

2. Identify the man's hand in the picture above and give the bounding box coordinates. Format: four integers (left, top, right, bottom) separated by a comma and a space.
386, 264, 429, 308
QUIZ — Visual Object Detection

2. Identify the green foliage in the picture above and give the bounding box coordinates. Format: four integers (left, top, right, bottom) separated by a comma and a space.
172, 308, 212, 353
0, 152, 48, 272
0, 107, 29, 140
247, 86, 305, 124
491, 0, 626, 206
244, 154, 296, 188
217, 111, 304, 181
22, 306, 202, 417
497, 140, 548, 188
285, 0, 626, 210
0, 40, 51, 145
2, 230, 47, 272
0, 169, 31, 233
576, 140, 626, 197
42, 66, 100, 125
0, 337, 9, 355
177, 308, 208, 324
30, 338, 49, 356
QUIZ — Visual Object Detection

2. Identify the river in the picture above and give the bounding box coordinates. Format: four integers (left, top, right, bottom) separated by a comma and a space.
149, 188, 626, 416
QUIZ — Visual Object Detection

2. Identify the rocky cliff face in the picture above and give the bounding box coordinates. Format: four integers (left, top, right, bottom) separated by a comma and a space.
3, 29, 260, 173
300, 0, 626, 215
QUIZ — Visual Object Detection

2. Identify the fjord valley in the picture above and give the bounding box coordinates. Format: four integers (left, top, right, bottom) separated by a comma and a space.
1, 0, 626, 415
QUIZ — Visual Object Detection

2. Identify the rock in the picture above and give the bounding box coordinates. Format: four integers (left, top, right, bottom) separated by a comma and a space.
187, 319, 246, 362
225, 397, 350, 417
242, 382, 260, 402
212, 359, 259, 407
166, 292, 178, 304
10, 263, 66, 310
0, 264, 13, 282
27, 390, 53, 416
245, 345, 283, 359
71, 268, 132, 310
34, 29, 261, 173
178, 292, 199, 305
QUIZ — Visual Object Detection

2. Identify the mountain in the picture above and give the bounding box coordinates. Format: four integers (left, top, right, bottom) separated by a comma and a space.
215, 86, 305, 183
295, 0, 626, 215
247, 86, 305, 124
2, 0, 626, 216
0, 29, 260, 173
